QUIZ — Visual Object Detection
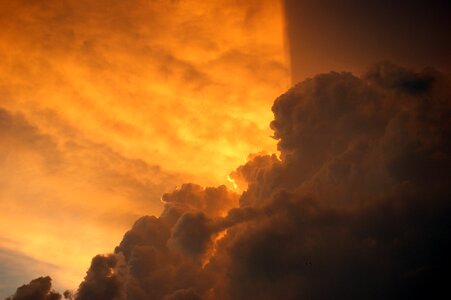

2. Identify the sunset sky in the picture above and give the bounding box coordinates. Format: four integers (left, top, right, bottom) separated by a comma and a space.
1, 1, 450, 299
0, 0, 289, 295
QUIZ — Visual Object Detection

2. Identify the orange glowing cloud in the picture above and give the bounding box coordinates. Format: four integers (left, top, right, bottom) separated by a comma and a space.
0, 0, 289, 295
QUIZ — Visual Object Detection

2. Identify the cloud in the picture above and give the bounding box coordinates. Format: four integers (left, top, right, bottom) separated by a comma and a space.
0, 106, 183, 295
6, 63, 450, 299
162, 288, 201, 300
76, 255, 124, 300
168, 212, 215, 259
5, 277, 62, 300
0, 247, 59, 298
0, 0, 288, 292
218, 62, 451, 299
0, 0, 288, 185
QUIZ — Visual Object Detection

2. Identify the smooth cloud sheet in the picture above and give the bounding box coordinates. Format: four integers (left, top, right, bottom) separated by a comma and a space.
7, 63, 450, 299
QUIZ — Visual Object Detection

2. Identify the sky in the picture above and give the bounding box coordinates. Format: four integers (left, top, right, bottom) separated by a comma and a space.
0, 0, 288, 296
1, 1, 450, 299
284, 0, 451, 82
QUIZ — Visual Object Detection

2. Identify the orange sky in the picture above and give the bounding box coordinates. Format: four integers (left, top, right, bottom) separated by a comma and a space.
0, 0, 289, 295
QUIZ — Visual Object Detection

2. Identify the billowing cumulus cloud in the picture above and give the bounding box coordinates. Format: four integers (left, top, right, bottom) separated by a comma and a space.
5, 277, 62, 300
76, 255, 124, 300
6, 63, 450, 299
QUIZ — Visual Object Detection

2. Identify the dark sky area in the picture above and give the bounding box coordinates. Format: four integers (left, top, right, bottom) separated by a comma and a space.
284, 0, 451, 82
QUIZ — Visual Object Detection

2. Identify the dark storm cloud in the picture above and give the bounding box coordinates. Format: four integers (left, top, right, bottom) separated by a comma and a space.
162, 288, 201, 300
168, 212, 214, 259
76, 255, 124, 300
215, 63, 451, 299
5, 277, 62, 300
365, 62, 437, 94
6, 63, 451, 299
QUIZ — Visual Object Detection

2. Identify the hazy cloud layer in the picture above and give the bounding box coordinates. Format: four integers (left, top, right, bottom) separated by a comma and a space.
0, 0, 288, 182
7, 63, 449, 299
0, 0, 288, 295
0, 106, 183, 294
